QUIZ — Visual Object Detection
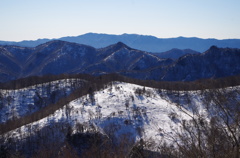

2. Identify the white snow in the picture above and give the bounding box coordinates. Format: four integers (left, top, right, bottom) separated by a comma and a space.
0, 79, 85, 123
2, 81, 239, 151
1, 82, 191, 147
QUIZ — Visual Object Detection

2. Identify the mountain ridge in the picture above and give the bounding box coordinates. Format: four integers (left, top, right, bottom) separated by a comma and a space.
1, 33, 240, 52
0, 40, 240, 83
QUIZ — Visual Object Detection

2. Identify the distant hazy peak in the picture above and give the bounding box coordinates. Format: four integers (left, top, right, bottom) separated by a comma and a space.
209, 45, 219, 50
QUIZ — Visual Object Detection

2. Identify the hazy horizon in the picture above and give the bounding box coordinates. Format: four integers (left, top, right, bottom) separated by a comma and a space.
1, 0, 240, 41
2, 32, 240, 43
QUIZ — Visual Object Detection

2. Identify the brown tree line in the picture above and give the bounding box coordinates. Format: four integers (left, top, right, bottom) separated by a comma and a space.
1, 73, 240, 90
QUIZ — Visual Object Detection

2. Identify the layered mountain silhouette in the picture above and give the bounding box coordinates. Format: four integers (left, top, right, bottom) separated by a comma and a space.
0, 41, 240, 82
153, 48, 200, 59
140, 46, 240, 81
1, 33, 240, 52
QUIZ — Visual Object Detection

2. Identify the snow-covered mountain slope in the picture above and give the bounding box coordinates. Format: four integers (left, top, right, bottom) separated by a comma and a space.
1, 80, 240, 157
0, 79, 85, 123
0, 82, 209, 144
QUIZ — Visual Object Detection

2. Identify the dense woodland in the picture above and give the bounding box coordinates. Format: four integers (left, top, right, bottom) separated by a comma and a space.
0, 73, 240, 157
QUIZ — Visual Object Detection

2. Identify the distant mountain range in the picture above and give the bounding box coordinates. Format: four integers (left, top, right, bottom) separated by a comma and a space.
0, 40, 240, 83
1, 33, 240, 52
153, 48, 200, 59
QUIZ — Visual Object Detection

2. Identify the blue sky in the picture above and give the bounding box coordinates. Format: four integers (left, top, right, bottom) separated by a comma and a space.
1, 0, 240, 41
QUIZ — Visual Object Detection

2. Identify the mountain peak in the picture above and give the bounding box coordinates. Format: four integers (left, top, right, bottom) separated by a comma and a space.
203, 45, 221, 55
209, 45, 219, 50
116, 41, 127, 47
106, 42, 131, 51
